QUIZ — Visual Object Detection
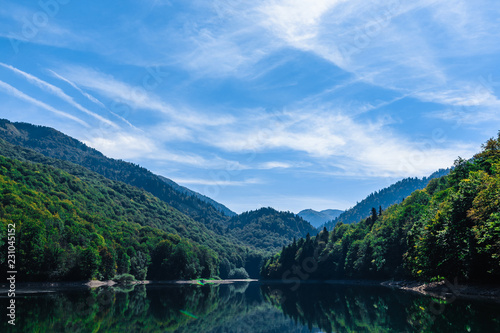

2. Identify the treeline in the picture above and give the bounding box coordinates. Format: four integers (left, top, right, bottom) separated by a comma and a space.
262, 133, 500, 282
321, 169, 449, 230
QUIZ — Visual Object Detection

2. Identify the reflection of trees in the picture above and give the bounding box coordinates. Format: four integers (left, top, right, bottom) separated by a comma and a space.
0, 283, 307, 333
261, 283, 500, 333
2, 283, 500, 332
262, 284, 403, 332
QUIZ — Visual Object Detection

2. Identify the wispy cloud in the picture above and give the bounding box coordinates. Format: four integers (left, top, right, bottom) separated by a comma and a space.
257, 0, 500, 109
59, 65, 235, 127
172, 177, 263, 187
48, 69, 106, 108
0, 2, 91, 51
0, 63, 118, 128
200, 106, 475, 177
81, 128, 248, 170
258, 161, 294, 169
0, 80, 89, 127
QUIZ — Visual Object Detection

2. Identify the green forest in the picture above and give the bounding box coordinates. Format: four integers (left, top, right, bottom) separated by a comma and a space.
0, 154, 223, 281
262, 133, 500, 282
0, 120, 316, 281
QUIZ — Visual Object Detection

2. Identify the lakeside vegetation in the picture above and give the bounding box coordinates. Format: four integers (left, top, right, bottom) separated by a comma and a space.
262, 133, 500, 283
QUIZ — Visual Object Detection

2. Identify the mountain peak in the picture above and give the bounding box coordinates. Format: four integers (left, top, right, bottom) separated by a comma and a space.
298, 209, 344, 228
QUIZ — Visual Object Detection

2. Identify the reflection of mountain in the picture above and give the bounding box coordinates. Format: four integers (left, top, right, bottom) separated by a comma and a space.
261, 283, 500, 333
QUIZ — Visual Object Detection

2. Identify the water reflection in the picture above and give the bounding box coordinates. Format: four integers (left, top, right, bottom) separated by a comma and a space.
261, 282, 500, 332
1, 282, 310, 333
1, 282, 499, 332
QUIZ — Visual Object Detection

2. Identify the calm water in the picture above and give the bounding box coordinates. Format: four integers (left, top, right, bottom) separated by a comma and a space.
1, 281, 499, 332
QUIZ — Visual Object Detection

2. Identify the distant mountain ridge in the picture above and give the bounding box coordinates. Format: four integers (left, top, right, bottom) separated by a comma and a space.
298, 209, 344, 228
321, 169, 450, 230
227, 207, 317, 252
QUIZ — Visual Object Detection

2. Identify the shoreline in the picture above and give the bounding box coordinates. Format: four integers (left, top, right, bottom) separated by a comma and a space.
2, 278, 500, 302
0, 278, 258, 293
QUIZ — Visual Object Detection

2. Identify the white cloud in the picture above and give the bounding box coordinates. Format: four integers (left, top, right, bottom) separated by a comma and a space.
200, 106, 475, 178
81, 127, 249, 169
172, 177, 263, 187
260, 0, 345, 43
0, 80, 89, 127
81, 130, 206, 165
0, 2, 91, 51
82, 133, 156, 160
415, 86, 500, 107
258, 161, 293, 169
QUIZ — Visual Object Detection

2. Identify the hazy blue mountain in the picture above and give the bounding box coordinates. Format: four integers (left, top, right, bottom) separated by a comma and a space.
298, 209, 344, 228
321, 169, 450, 230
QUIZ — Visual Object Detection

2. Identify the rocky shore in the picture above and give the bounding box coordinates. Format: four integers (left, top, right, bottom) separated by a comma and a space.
382, 280, 500, 303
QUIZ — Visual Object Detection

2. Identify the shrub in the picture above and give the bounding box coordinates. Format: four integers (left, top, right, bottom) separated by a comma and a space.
113, 273, 136, 284
228, 267, 250, 279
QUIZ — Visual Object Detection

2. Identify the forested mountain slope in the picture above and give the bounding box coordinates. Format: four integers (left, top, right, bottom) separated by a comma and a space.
0, 140, 259, 281
262, 133, 500, 283
0, 155, 220, 281
321, 169, 450, 230
0, 119, 230, 232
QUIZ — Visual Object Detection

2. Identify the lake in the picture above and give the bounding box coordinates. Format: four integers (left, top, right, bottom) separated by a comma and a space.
1, 281, 500, 332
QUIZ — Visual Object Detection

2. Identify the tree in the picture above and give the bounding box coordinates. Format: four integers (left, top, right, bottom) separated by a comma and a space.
99, 246, 116, 280
78, 247, 100, 280
130, 251, 149, 280
371, 207, 378, 222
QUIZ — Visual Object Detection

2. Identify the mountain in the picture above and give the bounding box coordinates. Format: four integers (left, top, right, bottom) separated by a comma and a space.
227, 207, 317, 252
321, 169, 450, 230
0, 119, 322, 280
158, 175, 236, 217
298, 209, 344, 228
0, 119, 231, 233
0, 149, 226, 281
262, 133, 500, 282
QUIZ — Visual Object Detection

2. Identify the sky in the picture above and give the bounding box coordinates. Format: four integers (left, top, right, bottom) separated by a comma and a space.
0, 0, 499, 214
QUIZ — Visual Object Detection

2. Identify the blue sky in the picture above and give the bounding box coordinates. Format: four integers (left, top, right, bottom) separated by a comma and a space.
0, 0, 499, 214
